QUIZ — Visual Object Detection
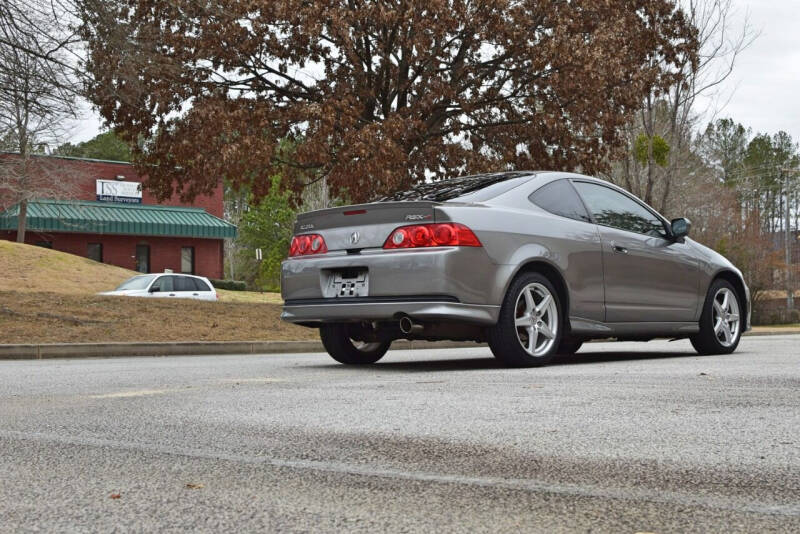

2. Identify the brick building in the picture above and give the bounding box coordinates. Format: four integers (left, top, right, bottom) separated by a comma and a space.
0, 154, 235, 279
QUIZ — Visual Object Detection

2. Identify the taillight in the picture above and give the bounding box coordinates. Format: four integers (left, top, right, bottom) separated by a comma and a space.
289, 234, 328, 257
383, 223, 481, 249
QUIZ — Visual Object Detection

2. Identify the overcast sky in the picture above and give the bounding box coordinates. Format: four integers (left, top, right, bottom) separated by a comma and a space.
695, 0, 800, 141
70, 0, 800, 148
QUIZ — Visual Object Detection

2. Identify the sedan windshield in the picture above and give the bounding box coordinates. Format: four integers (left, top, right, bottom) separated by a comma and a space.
379, 172, 535, 202
115, 274, 157, 291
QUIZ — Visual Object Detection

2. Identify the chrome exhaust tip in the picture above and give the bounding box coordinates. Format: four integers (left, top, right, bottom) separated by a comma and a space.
399, 316, 424, 335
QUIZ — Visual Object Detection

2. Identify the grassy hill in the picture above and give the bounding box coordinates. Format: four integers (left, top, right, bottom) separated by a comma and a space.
0, 241, 311, 343
0, 240, 135, 294
0, 240, 281, 303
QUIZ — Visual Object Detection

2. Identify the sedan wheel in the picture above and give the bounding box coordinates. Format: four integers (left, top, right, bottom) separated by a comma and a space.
489, 272, 563, 367
320, 324, 390, 365
691, 280, 742, 355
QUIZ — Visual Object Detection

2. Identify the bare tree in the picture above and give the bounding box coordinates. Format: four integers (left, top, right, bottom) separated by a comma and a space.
0, 0, 83, 72
605, 0, 757, 215
0, 0, 82, 242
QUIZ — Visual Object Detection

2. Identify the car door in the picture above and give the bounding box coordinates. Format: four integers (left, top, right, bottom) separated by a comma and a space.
172, 275, 198, 299
191, 277, 217, 301
170, 275, 212, 300
572, 181, 700, 323
147, 275, 175, 298
194, 278, 217, 301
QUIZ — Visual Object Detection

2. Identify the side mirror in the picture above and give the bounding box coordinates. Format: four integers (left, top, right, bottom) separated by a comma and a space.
149, 285, 160, 293
671, 217, 691, 240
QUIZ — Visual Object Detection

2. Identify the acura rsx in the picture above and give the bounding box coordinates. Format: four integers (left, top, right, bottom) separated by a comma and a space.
280, 171, 749, 367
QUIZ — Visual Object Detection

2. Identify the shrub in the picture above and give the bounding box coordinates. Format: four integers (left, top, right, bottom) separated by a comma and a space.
210, 279, 247, 291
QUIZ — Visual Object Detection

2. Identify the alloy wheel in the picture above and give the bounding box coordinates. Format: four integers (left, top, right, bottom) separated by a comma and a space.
712, 287, 740, 347
514, 283, 558, 357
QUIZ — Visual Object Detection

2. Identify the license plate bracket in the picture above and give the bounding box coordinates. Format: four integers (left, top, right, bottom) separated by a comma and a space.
324, 268, 369, 298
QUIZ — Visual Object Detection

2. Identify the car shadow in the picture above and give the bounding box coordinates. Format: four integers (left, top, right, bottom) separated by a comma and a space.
307, 357, 502, 372
304, 347, 715, 373
551, 349, 700, 366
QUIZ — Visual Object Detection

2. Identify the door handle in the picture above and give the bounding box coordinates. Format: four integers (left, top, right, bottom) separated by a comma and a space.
612, 244, 628, 254
192, 293, 199, 296
169, 293, 176, 296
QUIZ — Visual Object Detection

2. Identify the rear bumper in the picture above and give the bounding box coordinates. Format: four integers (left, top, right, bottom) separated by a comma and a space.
281, 298, 500, 325
281, 246, 505, 304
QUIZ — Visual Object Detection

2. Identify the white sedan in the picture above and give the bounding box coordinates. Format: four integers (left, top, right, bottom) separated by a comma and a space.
100, 274, 218, 301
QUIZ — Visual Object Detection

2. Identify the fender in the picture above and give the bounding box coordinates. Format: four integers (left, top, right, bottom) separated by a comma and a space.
705, 268, 750, 330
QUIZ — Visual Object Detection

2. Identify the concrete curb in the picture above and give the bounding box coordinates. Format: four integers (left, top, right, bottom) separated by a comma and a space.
0, 330, 796, 360
0, 340, 479, 360
745, 329, 800, 337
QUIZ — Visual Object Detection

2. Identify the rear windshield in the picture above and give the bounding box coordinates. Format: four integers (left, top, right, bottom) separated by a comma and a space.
379, 172, 535, 202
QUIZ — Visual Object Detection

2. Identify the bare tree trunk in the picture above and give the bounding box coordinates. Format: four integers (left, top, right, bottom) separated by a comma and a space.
621, 154, 636, 195
660, 176, 671, 214
15, 197, 27, 242
642, 95, 656, 206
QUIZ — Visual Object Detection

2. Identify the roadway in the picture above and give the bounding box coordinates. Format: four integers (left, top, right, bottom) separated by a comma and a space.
1, 336, 799, 532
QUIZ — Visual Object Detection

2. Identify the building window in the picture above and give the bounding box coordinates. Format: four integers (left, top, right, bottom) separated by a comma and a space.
135, 244, 150, 273
87, 243, 103, 263
181, 246, 195, 274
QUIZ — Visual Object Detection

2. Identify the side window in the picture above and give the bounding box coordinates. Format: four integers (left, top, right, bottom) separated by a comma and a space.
529, 180, 591, 222
150, 276, 174, 292
174, 276, 197, 292
572, 182, 666, 237
194, 278, 211, 292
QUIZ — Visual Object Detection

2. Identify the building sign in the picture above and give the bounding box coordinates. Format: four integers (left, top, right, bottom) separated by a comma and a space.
96, 179, 142, 204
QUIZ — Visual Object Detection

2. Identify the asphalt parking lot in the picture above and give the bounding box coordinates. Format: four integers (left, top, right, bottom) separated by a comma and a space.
1, 335, 799, 532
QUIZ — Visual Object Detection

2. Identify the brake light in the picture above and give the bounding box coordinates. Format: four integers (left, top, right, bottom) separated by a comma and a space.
289, 234, 328, 257
383, 223, 481, 249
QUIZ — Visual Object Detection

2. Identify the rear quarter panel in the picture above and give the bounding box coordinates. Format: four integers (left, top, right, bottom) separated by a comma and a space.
435, 179, 605, 322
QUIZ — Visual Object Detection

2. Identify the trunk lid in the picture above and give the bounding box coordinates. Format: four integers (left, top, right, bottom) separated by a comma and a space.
294, 201, 439, 251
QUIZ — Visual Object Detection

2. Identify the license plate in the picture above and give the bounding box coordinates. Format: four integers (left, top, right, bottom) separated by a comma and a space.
330, 269, 368, 297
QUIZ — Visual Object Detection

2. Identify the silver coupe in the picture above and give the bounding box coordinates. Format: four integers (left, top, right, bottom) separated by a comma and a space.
281, 171, 750, 366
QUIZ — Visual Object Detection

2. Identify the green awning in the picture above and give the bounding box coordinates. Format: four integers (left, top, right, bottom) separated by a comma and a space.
0, 199, 237, 239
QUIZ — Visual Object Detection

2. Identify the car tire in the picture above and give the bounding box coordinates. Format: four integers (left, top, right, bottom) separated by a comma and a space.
557, 337, 583, 355
690, 279, 743, 355
319, 324, 390, 365
488, 272, 563, 367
